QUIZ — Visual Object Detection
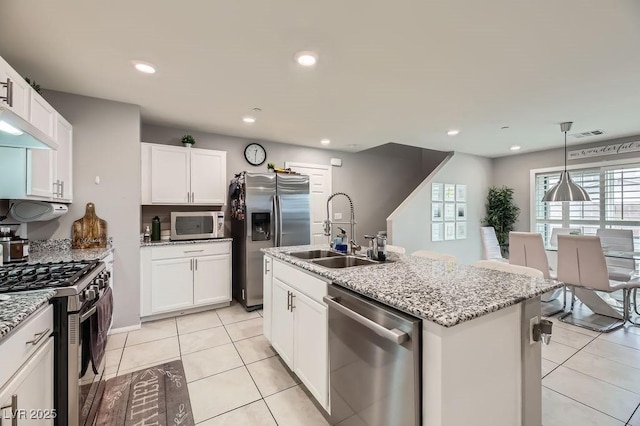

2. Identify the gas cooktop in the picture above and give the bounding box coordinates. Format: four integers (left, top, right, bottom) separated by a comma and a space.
0, 260, 102, 293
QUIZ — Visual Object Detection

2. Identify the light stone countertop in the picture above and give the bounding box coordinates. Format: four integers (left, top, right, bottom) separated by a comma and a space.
0, 290, 56, 341
140, 238, 233, 247
28, 247, 113, 264
262, 245, 562, 328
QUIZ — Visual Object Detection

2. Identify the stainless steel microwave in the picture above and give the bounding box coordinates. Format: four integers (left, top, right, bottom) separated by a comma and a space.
170, 211, 225, 240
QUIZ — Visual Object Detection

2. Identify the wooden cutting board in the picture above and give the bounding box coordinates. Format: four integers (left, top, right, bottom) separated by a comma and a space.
72, 202, 108, 249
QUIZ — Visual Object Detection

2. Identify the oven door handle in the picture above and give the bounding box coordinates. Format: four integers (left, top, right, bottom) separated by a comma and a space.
80, 306, 97, 323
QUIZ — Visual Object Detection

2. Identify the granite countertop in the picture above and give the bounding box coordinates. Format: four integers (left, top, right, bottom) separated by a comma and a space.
0, 290, 57, 341
140, 238, 233, 247
28, 247, 114, 264
262, 245, 563, 328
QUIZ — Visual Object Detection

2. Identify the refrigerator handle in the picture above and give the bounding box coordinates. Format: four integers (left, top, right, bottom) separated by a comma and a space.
275, 194, 283, 247
273, 195, 280, 247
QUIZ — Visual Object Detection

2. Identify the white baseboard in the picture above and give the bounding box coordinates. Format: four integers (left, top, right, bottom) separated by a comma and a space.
109, 323, 141, 335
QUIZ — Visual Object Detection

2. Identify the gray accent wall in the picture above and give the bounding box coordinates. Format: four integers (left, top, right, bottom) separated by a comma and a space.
492, 134, 640, 231
28, 91, 141, 329
390, 152, 493, 264
141, 124, 449, 240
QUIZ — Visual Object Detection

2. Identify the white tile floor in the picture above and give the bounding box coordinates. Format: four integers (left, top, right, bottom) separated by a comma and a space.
105, 302, 640, 425
105, 303, 330, 425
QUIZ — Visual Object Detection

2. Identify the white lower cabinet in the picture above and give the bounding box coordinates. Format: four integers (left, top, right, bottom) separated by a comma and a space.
0, 338, 54, 426
0, 305, 54, 426
151, 257, 194, 313
264, 256, 329, 411
141, 242, 232, 317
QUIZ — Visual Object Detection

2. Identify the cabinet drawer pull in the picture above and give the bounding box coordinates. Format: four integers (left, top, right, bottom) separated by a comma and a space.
25, 328, 50, 346
1, 78, 13, 107
264, 259, 270, 274
0, 394, 18, 426
184, 249, 204, 253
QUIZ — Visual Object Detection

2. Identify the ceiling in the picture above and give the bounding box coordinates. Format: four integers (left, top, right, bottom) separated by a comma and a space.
0, 1, 639, 157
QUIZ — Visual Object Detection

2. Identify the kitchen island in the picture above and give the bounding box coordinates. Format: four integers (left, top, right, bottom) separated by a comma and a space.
262, 245, 562, 426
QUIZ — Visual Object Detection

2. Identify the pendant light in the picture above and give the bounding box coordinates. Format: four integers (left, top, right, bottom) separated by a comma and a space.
542, 122, 592, 202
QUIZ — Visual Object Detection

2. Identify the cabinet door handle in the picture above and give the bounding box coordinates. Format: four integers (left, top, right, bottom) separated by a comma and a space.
192, 192, 195, 203
187, 192, 190, 203
1, 78, 13, 107
25, 328, 50, 346
291, 293, 296, 311
287, 291, 291, 311
0, 394, 18, 426
195, 258, 198, 270
264, 259, 270, 274
52, 181, 59, 197
190, 259, 193, 271
60, 180, 64, 198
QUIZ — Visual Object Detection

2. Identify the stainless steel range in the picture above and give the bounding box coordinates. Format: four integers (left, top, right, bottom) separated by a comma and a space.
0, 260, 111, 426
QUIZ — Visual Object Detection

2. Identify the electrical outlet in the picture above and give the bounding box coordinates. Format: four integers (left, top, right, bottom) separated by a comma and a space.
334, 213, 342, 220
530, 316, 540, 345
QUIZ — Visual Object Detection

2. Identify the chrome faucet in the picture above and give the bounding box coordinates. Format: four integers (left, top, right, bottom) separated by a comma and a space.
323, 192, 360, 255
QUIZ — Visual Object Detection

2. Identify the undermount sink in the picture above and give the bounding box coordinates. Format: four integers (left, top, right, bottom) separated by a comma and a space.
289, 250, 345, 260
311, 256, 378, 268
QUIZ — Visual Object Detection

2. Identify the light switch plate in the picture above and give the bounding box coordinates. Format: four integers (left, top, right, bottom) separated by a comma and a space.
334, 213, 342, 220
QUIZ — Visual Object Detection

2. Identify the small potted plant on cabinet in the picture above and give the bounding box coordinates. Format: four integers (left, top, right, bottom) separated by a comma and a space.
267, 162, 275, 172
181, 134, 196, 148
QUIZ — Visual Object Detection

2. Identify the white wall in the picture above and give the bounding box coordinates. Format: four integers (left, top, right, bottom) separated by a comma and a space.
389, 152, 492, 264
492, 134, 640, 231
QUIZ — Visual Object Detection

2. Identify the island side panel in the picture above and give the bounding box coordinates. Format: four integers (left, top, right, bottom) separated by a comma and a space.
520, 297, 542, 426
423, 303, 522, 426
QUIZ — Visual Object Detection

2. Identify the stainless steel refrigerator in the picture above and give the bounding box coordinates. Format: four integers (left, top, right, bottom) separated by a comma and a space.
231, 172, 310, 310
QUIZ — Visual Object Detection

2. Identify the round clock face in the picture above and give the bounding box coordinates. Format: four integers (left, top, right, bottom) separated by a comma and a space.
244, 143, 267, 166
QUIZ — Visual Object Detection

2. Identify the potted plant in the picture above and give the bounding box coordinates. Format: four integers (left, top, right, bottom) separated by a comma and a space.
267, 162, 275, 172
181, 134, 195, 147
483, 186, 520, 252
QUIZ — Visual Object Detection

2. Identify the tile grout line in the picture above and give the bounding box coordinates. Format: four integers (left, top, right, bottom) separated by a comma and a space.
543, 385, 630, 424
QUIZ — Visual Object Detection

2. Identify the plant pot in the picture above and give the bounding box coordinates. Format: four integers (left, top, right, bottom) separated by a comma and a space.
183, 143, 193, 148
268, 168, 275, 173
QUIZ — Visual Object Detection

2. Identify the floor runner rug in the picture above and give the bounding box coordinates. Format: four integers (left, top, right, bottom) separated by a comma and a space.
96, 360, 193, 425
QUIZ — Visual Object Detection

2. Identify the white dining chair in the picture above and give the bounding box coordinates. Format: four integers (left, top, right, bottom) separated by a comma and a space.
509, 231, 564, 315
412, 250, 458, 263
386, 244, 406, 254
473, 260, 544, 278
596, 229, 635, 282
549, 227, 581, 246
557, 235, 640, 332
480, 227, 507, 262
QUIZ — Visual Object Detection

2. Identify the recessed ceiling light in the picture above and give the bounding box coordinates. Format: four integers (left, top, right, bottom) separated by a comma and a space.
320, 139, 331, 145
447, 130, 460, 136
242, 116, 256, 124
133, 61, 156, 74
510, 145, 521, 151
294, 51, 318, 67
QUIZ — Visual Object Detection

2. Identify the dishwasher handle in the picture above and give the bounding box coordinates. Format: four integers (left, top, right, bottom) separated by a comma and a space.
324, 295, 410, 345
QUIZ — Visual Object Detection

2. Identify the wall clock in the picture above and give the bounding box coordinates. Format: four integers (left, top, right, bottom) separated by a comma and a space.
244, 143, 267, 166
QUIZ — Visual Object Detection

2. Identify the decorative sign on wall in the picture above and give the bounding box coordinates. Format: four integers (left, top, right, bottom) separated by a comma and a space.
431, 182, 467, 241
568, 141, 640, 160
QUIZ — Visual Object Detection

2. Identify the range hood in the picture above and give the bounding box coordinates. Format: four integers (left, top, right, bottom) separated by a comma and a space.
0, 105, 58, 150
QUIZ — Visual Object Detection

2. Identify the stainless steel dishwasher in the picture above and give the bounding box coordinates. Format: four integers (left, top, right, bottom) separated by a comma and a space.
324, 285, 421, 426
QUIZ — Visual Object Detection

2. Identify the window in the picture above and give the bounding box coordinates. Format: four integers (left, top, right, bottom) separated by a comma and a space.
533, 164, 640, 246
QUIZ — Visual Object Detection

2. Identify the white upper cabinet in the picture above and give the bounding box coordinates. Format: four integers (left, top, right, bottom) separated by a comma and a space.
150, 144, 190, 204
29, 90, 56, 139
0, 55, 73, 203
141, 142, 227, 205
53, 114, 73, 202
0, 56, 30, 121
190, 149, 226, 204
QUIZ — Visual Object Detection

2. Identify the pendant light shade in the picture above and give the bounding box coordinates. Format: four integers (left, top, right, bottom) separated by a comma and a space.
542, 122, 592, 202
